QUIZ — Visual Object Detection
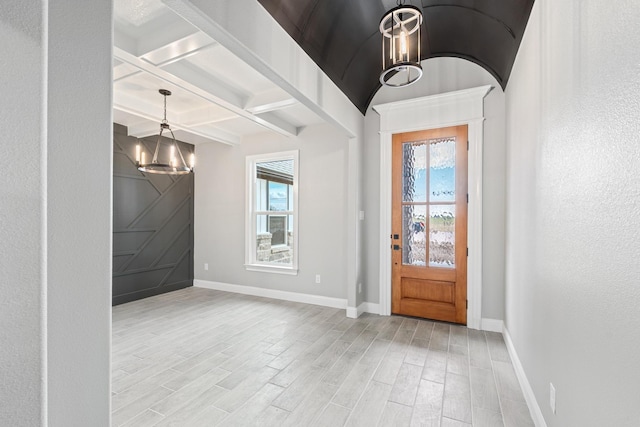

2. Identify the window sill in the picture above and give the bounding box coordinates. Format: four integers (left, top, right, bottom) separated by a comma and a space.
244, 264, 298, 276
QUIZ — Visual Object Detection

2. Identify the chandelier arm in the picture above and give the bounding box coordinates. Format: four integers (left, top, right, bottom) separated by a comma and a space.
169, 128, 189, 169
152, 128, 164, 164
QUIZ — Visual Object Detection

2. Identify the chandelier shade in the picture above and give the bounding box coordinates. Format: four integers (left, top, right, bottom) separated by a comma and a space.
379, 4, 423, 87
136, 89, 194, 175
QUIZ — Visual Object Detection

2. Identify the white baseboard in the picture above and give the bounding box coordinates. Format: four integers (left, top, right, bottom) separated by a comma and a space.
503, 326, 548, 427
346, 306, 358, 319
194, 279, 347, 310
347, 302, 380, 319
360, 302, 380, 316
347, 301, 381, 319
481, 318, 504, 333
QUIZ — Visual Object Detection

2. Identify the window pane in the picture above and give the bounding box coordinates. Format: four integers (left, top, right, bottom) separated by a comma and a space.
256, 214, 293, 265
429, 137, 456, 202
402, 204, 426, 266
402, 141, 427, 202
269, 215, 286, 245
429, 204, 455, 267
268, 181, 288, 211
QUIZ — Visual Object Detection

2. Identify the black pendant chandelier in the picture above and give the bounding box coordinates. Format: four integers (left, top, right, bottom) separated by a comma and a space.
136, 89, 194, 175
379, 1, 424, 87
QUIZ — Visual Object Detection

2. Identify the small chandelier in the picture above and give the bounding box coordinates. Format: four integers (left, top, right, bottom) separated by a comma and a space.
379, 1, 423, 87
136, 89, 194, 175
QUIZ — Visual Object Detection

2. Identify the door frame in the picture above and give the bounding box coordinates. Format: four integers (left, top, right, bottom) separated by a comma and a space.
373, 85, 492, 330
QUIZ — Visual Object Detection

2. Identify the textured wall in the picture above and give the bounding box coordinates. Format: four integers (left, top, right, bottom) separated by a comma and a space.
194, 124, 349, 299
363, 57, 507, 321
1, 0, 112, 425
0, 1, 46, 424
504, 0, 640, 425
112, 124, 194, 305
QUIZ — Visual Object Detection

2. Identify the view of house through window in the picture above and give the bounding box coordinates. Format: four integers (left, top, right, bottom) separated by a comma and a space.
246, 152, 298, 273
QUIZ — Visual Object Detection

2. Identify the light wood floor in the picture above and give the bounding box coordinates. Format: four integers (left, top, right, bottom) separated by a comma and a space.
111, 287, 534, 427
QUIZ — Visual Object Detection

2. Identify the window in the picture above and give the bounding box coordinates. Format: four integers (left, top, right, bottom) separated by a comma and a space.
246, 151, 298, 274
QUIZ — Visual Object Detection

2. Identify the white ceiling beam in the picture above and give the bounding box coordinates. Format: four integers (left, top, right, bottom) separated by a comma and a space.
135, 18, 197, 57
114, 46, 299, 138
114, 101, 241, 145
176, 105, 237, 127
113, 63, 141, 82
246, 98, 298, 115
125, 121, 161, 138
171, 129, 232, 147
245, 89, 298, 114
141, 32, 216, 67
253, 112, 299, 137
159, 60, 247, 111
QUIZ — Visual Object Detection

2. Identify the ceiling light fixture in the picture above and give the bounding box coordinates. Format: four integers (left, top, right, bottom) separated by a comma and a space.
136, 89, 194, 175
380, 1, 423, 87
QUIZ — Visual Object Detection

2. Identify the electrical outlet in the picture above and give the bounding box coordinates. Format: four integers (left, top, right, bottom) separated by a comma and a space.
550, 383, 556, 414
204, 263, 209, 271
315, 274, 321, 284
359, 210, 365, 220
358, 283, 362, 293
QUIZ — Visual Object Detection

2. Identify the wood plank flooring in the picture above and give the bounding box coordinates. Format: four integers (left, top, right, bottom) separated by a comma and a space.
111, 287, 534, 426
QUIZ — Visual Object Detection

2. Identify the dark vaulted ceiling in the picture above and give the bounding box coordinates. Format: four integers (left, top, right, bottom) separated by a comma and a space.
257, 0, 535, 114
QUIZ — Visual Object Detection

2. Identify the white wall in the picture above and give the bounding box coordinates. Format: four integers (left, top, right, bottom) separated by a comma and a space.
0, 1, 112, 425
504, 1, 640, 425
0, 2, 47, 424
195, 123, 350, 300
363, 57, 507, 321
47, 1, 113, 424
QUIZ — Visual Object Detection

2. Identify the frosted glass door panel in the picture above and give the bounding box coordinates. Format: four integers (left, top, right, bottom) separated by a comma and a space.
402, 142, 427, 202
429, 138, 456, 202
402, 205, 426, 266
429, 204, 455, 267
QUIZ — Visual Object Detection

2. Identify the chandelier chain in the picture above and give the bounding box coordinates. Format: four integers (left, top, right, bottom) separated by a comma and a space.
162, 92, 168, 124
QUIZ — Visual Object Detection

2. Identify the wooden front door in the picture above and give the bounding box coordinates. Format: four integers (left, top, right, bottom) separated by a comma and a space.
391, 125, 468, 324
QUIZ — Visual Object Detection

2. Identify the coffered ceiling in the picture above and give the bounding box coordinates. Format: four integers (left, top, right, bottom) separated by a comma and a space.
113, 0, 324, 146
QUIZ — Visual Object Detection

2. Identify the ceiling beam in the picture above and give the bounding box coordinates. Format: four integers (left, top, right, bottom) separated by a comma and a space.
253, 112, 298, 137
177, 105, 238, 127
113, 46, 300, 138
113, 63, 141, 82
114, 98, 241, 145
124, 121, 161, 139
135, 17, 197, 57
245, 89, 298, 114
140, 32, 216, 67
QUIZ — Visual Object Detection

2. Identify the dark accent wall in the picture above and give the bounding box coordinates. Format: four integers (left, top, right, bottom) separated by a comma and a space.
112, 123, 194, 305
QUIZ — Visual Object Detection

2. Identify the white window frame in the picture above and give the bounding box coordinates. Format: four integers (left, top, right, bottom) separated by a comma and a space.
245, 150, 299, 275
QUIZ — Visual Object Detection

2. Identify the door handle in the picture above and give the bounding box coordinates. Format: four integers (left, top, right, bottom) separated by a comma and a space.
393, 244, 402, 251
